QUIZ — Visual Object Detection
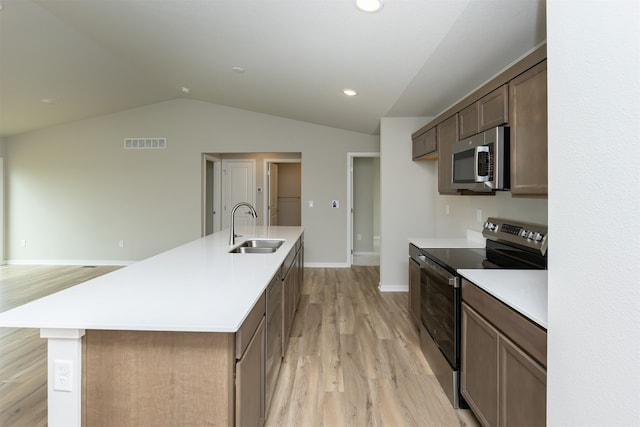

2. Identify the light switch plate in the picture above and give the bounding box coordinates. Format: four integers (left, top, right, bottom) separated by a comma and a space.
331, 200, 339, 208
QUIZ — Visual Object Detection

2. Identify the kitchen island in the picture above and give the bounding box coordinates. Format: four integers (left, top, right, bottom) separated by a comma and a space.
0, 225, 304, 427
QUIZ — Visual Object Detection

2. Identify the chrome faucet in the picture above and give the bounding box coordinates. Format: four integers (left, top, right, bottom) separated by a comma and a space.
229, 202, 258, 245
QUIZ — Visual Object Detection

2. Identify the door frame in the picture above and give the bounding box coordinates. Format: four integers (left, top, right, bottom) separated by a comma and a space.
263, 159, 301, 226
201, 154, 222, 236
347, 152, 380, 266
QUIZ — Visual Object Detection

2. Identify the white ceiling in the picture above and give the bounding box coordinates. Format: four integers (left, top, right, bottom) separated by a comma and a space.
0, 0, 546, 138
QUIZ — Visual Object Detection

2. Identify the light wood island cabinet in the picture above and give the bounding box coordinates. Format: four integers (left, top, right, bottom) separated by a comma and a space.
82, 235, 304, 427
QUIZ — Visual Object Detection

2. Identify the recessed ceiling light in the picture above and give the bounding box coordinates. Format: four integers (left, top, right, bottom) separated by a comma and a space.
355, 0, 383, 13
180, 86, 191, 94
343, 89, 358, 97
41, 98, 56, 104
231, 66, 245, 74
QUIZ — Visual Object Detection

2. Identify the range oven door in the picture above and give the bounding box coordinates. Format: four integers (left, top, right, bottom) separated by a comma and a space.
419, 255, 460, 369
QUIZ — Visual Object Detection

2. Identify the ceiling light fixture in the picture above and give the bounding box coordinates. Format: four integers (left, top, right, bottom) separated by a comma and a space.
343, 89, 358, 97
41, 98, 56, 104
231, 66, 245, 74
355, 0, 383, 13
180, 86, 191, 94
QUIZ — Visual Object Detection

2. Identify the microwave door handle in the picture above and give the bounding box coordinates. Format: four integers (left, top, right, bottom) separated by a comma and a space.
475, 146, 490, 182
473, 146, 480, 181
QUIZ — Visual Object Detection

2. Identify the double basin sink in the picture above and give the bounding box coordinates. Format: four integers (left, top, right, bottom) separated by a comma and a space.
229, 239, 284, 254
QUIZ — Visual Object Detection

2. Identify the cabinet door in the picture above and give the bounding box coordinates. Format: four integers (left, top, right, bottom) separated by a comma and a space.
459, 102, 479, 139
236, 317, 265, 427
408, 258, 420, 327
499, 336, 546, 427
461, 303, 499, 427
479, 85, 509, 131
437, 114, 459, 194
509, 61, 548, 195
412, 127, 437, 160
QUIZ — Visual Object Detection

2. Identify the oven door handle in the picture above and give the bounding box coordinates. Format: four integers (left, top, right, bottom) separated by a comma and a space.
418, 256, 459, 288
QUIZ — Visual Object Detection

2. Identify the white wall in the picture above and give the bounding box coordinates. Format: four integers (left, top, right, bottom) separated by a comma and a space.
379, 117, 436, 290
5, 99, 378, 265
547, 1, 640, 425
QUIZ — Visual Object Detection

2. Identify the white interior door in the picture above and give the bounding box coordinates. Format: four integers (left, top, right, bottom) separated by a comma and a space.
222, 160, 256, 229
268, 163, 279, 226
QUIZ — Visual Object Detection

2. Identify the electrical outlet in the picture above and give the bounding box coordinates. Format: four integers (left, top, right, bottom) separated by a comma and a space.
476, 209, 483, 223
54, 360, 73, 392
118, 240, 125, 248
357, 234, 362, 241
20, 239, 27, 247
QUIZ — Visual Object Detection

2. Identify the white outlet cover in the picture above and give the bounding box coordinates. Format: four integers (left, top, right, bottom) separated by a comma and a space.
54, 360, 73, 392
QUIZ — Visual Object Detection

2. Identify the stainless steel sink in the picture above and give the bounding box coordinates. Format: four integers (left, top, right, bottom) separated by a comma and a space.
229, 239, 284, 253
240, 239, 284, 249
229, 246, 278, 254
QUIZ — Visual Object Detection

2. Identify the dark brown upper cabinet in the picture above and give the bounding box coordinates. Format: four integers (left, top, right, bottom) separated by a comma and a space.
459, 85, 509, 140
412, 126, 437, 160
509, 61, 548, 196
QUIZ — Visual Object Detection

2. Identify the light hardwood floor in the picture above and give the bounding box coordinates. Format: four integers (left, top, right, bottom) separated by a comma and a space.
0, 265, 478, 427
0, 265, 121, 427
266, 266, 479, 427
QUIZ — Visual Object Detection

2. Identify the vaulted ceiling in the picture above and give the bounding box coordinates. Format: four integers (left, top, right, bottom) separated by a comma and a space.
0, 0, 546, 137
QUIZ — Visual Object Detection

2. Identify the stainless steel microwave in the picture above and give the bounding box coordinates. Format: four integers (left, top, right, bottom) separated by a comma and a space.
450, 126, 509, 192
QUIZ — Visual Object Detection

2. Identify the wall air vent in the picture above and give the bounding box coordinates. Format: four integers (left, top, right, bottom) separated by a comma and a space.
124, 138, 167, 149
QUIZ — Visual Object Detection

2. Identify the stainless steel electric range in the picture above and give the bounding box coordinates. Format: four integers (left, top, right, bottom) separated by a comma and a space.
412, 217, 548, 408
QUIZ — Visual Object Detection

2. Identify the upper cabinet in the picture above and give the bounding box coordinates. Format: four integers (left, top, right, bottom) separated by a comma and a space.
509, 60, 548, 196
459, 85, 509, 140
437, 115, 459, 194
411, 44, 547, 197
412, 126, 437, 160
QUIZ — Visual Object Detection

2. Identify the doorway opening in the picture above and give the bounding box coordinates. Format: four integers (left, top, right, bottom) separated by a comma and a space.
202, 153, 301, 236
347, 152, 380, 266
265, 159, 301, 226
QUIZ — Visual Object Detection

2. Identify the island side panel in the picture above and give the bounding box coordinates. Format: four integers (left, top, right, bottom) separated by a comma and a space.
83, 330, 235, 426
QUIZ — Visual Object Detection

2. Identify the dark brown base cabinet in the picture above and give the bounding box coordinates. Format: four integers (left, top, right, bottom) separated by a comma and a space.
461, 280, 546, 427
408, 254, 421, 327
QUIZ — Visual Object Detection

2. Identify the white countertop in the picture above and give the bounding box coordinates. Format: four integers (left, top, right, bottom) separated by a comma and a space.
0, 226, 303, 333
458, 269, 548, 329
409, 230, 485, 249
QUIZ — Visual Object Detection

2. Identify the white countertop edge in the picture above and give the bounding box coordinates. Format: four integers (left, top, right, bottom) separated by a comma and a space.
0, 226, 303, 333
458, 269, 548, 329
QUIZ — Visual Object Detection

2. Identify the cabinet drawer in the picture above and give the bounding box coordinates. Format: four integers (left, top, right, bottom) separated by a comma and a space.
462, 279, 546, 367
236, 292, 266, 359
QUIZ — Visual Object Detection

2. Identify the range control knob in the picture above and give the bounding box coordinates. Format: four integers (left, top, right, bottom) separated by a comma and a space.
485, 221, 497, 231
527, 231, 535, 240
535, 233, 544, 242
519, 229, 528, 238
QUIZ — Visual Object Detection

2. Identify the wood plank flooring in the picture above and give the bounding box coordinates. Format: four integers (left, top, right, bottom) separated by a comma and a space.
0, 265, 478, 427
266, 267, 479, 427
0, 265, 121, 427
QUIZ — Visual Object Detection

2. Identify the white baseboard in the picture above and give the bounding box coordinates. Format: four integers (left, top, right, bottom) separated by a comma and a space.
378, 283, 408, 292
303, 262, 350, 268
6, 259, 134, 266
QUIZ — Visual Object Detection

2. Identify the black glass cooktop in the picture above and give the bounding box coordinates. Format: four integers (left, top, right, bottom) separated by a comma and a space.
420, 240, 547, 274
419, 247, 488, 274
